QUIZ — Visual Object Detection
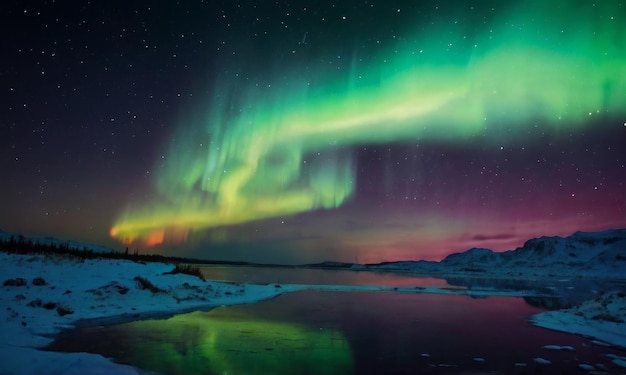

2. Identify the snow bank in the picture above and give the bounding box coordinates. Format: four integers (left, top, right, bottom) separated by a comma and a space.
530, 291, 626, 349
0, 252, 292, 375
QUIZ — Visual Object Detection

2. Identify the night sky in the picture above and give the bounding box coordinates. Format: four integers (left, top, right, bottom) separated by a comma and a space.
2, 0, 625, 264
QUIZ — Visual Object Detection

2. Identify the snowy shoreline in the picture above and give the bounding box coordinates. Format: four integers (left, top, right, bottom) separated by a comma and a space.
1, 251, 626, 374
530, 290, 626, 350
0, 252, 296, 375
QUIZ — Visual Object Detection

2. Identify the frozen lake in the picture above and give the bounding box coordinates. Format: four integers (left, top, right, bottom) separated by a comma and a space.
46, 267, 626, 374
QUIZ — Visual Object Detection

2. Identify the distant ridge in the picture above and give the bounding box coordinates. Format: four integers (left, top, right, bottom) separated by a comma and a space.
351, 228, 626, 278
2, 228, 625, 278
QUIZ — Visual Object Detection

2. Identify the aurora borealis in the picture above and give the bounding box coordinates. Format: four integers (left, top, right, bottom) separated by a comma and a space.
2, 0, 625, 263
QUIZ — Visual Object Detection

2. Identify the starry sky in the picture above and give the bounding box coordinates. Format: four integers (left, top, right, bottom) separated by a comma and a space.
2, 0, 625, 264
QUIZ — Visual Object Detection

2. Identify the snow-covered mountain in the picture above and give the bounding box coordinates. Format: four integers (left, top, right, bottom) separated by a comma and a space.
352, 228, 626, 278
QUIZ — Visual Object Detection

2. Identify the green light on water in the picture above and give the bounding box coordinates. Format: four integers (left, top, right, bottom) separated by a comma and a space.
113, 309, 353, 375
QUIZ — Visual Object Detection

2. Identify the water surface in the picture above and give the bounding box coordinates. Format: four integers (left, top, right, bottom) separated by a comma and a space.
198, 265, 450, 287
47, 290, 625, 374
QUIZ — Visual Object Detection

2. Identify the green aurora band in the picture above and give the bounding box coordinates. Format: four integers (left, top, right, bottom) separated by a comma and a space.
111, 0, 626, 246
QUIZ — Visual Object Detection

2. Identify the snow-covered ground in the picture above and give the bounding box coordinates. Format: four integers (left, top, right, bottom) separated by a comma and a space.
530, 290, 626, 350
0, 252, 295, 375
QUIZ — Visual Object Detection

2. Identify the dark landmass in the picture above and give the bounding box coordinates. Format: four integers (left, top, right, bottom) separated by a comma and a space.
2, 228, 625, 280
